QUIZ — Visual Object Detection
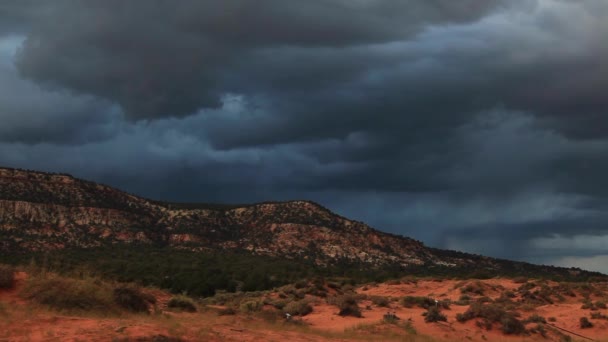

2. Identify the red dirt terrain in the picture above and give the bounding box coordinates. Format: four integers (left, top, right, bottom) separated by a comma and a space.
2, 274, 608, 341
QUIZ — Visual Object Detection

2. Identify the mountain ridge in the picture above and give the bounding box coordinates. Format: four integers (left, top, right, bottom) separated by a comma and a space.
0, 166, 604, 280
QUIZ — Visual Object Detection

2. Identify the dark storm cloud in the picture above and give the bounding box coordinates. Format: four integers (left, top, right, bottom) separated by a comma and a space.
1, 1, 608, 272
12, 0, 520, 119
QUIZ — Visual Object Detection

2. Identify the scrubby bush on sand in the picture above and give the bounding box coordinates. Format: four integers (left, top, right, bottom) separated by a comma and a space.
370, 296, 389, 307
580, 317, 593, 328
283, 299, 313, 316
239, 299, 264, 313
329, 295, 361, 317
424, 306, 447, 323
456, 302, 525, 335
113, 285, 156, 313
167, 295, 197, 312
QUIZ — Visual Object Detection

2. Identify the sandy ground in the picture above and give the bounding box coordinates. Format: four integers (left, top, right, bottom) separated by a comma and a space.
2, 275, 608, 341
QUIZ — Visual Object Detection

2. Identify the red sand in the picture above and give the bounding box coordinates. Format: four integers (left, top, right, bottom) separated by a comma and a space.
2, 276, 608, 341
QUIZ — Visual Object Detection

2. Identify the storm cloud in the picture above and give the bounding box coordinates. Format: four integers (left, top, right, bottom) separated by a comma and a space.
1, 1, 607, 272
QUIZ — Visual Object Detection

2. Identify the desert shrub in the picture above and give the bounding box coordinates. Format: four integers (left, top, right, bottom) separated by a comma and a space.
22, 274, 115, 312
581, 299, 595, 310
595, 301, 607, 309
548, 317, 557, 322
580, 317, 593, 328
0, 264, 15, 289
168, 295, 197, 312
217, 307, 236, 315
476, 296, 493, 304
113, 285, 155, 313
523, 314, 546, 324
386, 279, 401, 285
529, 323, 547, 337
283, 299, 313, 316
590, 311, 607, 320
239, 299, 263, 313
424, 307, 447, 323
330, 295, 361, 317
370, 296, 389, 307
401, 296, 435, 309
501, 316, 526, 335
272, 300, 287, 310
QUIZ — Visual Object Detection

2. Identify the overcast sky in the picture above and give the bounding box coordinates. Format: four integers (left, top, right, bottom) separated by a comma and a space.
1, 0, 607, 272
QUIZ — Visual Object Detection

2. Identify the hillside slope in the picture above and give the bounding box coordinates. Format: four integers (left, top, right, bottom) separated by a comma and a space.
0, 166, 603, 280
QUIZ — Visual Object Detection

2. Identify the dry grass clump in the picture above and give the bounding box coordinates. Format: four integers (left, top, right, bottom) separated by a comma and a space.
370, 295, 389, 307
168, 295, 197, 312
0, 264, 15, 289
20, 272, 158, 315
21, 273, 116, 313
239, 299, 264, 313
283, 299, 313, 316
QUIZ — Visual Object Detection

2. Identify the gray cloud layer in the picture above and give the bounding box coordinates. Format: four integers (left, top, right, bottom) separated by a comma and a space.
1, 0, 608, 272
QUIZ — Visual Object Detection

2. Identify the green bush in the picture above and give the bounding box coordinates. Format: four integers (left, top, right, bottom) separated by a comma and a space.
113, 285, 155, 313
168, 295, 197, 312
424, 307, 447, 323
0, 264, 15, 289
283, 299, 313, 316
